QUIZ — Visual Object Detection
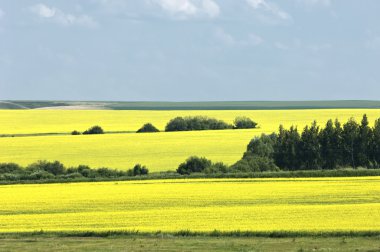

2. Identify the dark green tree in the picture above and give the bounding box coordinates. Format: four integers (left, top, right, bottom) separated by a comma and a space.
136, 123, 159, 133
356, 114, 373, 167
83, 125, 104, 135
372, 118, 380, 166
299, 121, 321, 170
342, 118, 360, 168
233, 117, 258, 129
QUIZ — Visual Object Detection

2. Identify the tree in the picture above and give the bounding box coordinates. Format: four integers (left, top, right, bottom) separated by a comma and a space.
129, 164, 149, 176
274, 126, 301, 170
233, 117, 258, 129
176, 156, 212, 175
299, 121, 321, 170
356, 114, 373, 167
71, 130, 81, 135
372, 118, 380, 166
137, 123, 159, 133
26, 160, 66, 175
165, 116, 231, 132
83, 125, 104, 135
165, 117, 188, 131
246, 134, 276, 158
319, 119, 340, 169
342, 118, 360, 168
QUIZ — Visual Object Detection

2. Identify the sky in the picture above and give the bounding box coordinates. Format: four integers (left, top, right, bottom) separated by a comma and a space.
0, 0, 379, 101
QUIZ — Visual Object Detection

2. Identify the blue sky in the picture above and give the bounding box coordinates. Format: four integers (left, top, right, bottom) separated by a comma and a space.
0, 0, 379, 101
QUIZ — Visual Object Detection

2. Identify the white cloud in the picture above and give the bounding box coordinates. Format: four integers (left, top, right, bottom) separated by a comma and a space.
246, 0, 291, 20
30, 4, 97, 28
151, 0, 220, 19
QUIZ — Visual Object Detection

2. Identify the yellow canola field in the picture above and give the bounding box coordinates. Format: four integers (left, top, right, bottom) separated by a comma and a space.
1, 109, 380, 171
1, 109, 380, 134
0, 130, 256, 171
0, 177, 379, 233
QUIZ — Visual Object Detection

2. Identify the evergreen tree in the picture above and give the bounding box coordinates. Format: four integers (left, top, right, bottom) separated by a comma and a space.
342, 118, 360, 168
372, 118, 380, 166
356, 114, 373, 167
299, 121, 321, 169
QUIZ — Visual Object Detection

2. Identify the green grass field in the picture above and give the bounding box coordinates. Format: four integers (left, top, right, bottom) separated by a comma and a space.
0, 236, 379, 252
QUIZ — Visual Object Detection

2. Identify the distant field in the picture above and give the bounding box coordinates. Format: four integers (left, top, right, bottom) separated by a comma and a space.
1, 109, 379, 135
0, 130, 255, 171
0, 177, 379, 233
2, 100, 380, 110
0, 109, 380, 171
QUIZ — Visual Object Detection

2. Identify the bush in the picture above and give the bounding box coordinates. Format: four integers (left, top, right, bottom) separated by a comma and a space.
137, 123, 159, 133
204, 162, 229, 174
71, 130, 81, 135
165, 116, 232, 132
0, 163, 23, 174
26, 160, 66, 175
177, 156, 212, 175
230, 154, 279, 173
27, 170, 55, 180
165, 117, 188, 131
234, 117, 258, 129
83, 126, 104, 135
128, 164, 149, 176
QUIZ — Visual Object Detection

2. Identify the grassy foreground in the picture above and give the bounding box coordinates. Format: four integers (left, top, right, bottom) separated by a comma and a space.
0, 235, 379, 252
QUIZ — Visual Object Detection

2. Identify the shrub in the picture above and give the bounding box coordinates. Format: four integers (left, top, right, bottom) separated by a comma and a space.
27, 170, 55, 180
165, 116, 232, 132
71, 130, 81, 135
137, 123, 159, 133
230, 154, 279, 173
204, 162, 229, 174
0, 163, 23, 174
26, 160, 66, 175
165, 117, 188, 131
83, 126, 104, 135
177, 156, 212, 175
234, 117, 258, 129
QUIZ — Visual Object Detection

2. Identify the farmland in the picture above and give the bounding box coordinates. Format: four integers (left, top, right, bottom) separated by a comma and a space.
0, 177, 379, 233
1, 109, 380, 171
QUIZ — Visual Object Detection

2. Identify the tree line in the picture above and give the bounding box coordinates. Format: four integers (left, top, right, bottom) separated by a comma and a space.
0, 161, 148, 182
176, 114, 380, 174
72, 116, 258, 135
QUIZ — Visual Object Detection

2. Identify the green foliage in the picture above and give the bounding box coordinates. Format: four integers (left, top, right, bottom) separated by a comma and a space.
0, 163, 23, 174
165, 116, 232, 132
242, 114, 380, 171
136, 123, 160, 133
230, 154, 279, 172
233, 116, 258, 129
71, 130, 81, 135
26, 160, 66, 175
0, 161, 149, 182
177, 156, 212, 174
246, 134, 276, 158
83, 125, 104, 135
204, 162, 230, 174
128, 164, 149, 176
